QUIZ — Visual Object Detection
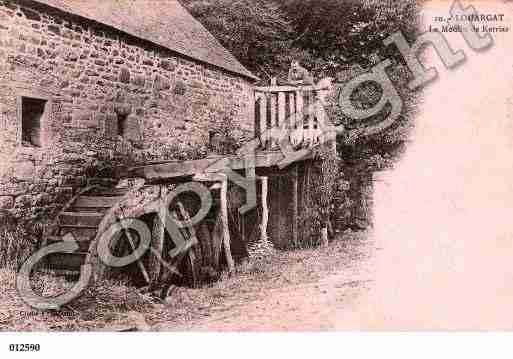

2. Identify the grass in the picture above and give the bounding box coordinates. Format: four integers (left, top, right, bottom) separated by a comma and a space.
0, 268, 154, 331
0, 222, 39, 270
0, 230, 371, 331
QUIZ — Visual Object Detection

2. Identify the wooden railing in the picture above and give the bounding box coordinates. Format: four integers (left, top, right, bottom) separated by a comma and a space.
254, 85, 330, 150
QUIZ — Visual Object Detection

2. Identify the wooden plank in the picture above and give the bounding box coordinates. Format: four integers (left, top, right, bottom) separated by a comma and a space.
193, 172, 227, 182
74, 196, 123, 208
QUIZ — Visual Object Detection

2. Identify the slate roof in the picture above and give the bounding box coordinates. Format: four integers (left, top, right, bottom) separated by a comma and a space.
31, 0, 258, 80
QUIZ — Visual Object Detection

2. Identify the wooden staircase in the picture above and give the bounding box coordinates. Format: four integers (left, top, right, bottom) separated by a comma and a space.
44, 182, 128, 271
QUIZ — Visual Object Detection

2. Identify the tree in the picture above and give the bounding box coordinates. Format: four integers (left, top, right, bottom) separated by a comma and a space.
280, 0, 419, 75
183, 0, 421, 230
180, 0, 293, 80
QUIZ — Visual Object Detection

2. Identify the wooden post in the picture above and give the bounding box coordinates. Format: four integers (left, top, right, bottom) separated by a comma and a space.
321, 227, 329, 247
307, 91, 315, 147
292, 166, 298, 247
260, 176, 269, 242
295, 90, 303, 129
270, 93, 277, 149
124, 227, 150, 284
259, 94, 267, 149
314, 95, 323, 145
148, 186, 166, 285
221, 179, 235, 273
287, 92, 295, 130
293, 90, 304, 148
177, 202, 198, 287
255, 95, 262, 142
277, 91, 286, 143
148, 212, 165, 284
197, 222, 212, 268
211, 212, 223, 270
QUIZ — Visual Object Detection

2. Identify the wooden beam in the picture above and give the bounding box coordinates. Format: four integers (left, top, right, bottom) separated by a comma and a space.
129, 152, 315, 181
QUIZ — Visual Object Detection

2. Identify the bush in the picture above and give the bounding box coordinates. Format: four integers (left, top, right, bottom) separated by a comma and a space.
0, 219, 40, 270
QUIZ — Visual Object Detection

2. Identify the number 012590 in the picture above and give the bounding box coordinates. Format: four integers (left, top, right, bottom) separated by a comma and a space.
9, 344, 40, 352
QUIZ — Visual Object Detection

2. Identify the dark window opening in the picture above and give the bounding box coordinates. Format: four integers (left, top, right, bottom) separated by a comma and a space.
117, 113, 128, 137
21, 97, 46, 147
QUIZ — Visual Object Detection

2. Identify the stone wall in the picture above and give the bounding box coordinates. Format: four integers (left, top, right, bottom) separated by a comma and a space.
0, 0, 255, 221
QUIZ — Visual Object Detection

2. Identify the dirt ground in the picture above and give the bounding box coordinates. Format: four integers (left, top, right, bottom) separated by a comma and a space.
151, 230, 375, 331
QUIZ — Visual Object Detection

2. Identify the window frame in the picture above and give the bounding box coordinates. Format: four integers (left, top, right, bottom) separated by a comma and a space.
16, 92, 51, 148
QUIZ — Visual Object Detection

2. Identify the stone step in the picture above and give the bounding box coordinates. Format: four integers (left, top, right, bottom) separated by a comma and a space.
89, 187, 129, 197
59, 211, 104, 226
87, 178, 119, 187
58, 226, 97, 239
46, 252, 88, 270
72, 195, 124, 209
58, 223, 99, 230
45, 235, 92, 252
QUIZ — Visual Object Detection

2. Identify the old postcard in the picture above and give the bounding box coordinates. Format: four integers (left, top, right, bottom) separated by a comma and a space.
0, 0, 513, 354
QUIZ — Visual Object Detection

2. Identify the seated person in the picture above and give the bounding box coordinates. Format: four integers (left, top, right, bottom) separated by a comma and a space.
287, 60, 314, 85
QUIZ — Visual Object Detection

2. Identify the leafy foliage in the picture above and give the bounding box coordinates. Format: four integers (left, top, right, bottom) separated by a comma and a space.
181, 0, 419, 79
181, 0, 421, 230
180, 0, 294, 80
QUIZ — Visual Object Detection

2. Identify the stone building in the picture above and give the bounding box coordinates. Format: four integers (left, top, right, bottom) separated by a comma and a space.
0, 0, 257, 220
